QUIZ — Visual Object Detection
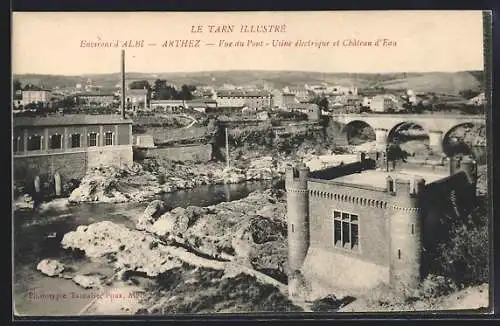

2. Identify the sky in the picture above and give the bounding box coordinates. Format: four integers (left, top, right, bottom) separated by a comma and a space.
12, 11, 485, 75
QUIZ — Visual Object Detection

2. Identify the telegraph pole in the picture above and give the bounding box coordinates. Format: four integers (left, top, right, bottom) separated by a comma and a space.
386, 143, 390, 172
121, 49, 126, 119
225, 127, 230, 169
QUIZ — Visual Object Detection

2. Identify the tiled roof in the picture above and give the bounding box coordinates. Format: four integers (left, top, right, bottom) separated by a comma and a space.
75, 92, 115, 97
216, 90, 272, 97
14, 114, 133, 127
23, 84, 51, 92
126, 89, 149, 96
288, 103, 319, 110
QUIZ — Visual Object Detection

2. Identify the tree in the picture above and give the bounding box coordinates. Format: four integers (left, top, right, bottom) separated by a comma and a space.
459, 89, 481, 100
152, 79, 178, 100
311, 96, 329, 110
54, 96, 76, 109
13, 79, 22, 92
129, 80, 151, 90
178, 84, 194, 100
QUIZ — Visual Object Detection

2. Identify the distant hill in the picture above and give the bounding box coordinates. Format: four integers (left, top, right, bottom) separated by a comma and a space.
13, 70, 484, 94
374, 71, 483, 94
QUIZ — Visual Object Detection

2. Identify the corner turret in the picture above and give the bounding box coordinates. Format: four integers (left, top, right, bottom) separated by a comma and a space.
285, 162, 310, 294
389, 176, 425, 290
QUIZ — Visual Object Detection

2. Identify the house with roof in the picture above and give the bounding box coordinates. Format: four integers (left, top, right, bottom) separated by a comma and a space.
125, 88, 149, 111
74, 92, 116, 108
288, 103, 322, 121
214, 90, 273, 110
22, 84, 52, 107
13, 114, 133, 191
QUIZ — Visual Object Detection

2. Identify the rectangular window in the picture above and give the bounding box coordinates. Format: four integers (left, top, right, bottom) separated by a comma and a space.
333, 210, 359, 251
88, 132, 98, 147
71, 134, 81, 148
104, 132, 113, 146
50, 134, 62, 149
27, 135, 42, 151
13, 137, 21, 153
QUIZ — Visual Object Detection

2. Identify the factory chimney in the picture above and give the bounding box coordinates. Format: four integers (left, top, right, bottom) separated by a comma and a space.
121, 49, 126, 119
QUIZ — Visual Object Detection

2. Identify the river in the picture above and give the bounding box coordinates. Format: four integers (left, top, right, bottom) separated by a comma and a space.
13, 181, 271, 316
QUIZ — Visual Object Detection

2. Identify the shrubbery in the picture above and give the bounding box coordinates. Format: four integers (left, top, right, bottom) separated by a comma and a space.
430, 195, 489, 287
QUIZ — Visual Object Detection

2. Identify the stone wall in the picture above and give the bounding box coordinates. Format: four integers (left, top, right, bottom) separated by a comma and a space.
307, 180, 392, 267
143, 127, 209, 144
13, 146, 133, 184
86, 145, 133, 169
136, 144, 213, 162
302, 247, 390, 291
14, 152, 87, 183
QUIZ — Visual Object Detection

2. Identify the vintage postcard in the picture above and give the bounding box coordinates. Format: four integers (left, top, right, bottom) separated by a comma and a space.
12, 11, 491, 317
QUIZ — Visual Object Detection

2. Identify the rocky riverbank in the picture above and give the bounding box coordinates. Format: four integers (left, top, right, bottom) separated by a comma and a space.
67, 158, 282, 204
57, 189, 297, 313
65, 152, 360, 205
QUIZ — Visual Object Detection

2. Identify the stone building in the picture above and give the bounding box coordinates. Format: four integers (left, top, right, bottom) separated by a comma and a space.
285, 153, 477, 295
74, 93, 116, 107
13, 114, 133, 187
22, 84, 52, 107
214, 90, 273, 109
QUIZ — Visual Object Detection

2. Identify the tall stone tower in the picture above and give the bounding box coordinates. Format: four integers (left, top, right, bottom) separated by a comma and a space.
388, 177, 425, 290
285, 162, 310, 275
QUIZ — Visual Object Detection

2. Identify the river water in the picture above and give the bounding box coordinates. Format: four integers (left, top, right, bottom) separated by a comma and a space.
13, 181, 271, 316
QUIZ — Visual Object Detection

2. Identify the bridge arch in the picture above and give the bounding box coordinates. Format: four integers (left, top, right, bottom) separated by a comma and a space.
442, 122, 487, 162
386, 121, 430, 156
343, 120, 376, 146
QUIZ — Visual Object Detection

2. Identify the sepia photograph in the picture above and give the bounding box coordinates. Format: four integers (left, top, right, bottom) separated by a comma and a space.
11, 10, 491, 317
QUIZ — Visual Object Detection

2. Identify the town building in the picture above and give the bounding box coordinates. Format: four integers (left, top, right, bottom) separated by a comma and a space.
13, 114, 133, 188
369, 94, 401, 112
272, 90, 299, 110
22, 84, 52, 107
125, 88, 149, 111
74, 93, 116, 107
214, 90, 273, 110
282, 86, 313, 102
185, 100, 218, 113
467, 92, 486, 106
288, 103, 322, 121
150, 100, 186, 112
285, 153, 477, 295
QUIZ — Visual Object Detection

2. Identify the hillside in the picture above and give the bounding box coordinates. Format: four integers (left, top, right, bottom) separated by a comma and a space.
13, 70, 483, 94
375, 71, 482, 94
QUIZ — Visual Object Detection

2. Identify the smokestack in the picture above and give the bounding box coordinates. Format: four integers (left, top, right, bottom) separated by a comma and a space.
121, 50, 126, 119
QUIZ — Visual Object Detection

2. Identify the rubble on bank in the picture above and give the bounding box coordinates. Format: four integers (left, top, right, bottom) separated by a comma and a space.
62, 190, 288, 281
138, 189, 288, 274
36, 259, 65, 277
13, 194, 34, 211
67, 158, 282, 204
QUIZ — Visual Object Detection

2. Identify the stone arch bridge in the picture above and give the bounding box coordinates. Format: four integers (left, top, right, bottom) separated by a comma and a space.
330, 114, 486, 153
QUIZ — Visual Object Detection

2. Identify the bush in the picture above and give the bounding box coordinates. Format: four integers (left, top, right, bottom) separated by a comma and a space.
418, 274, 457, 299
436, 221, 489, 285
157, 173, 166, 185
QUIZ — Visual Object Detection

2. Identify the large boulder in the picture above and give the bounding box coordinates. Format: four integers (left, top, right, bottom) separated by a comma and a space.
37, 259, 65, 277
151, 207, 189, 237
137, 200, 168, 230
143, 200, 167, 220
73, 274, 102, 289
61, 221, 184, 277
13, 194, 34, 211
